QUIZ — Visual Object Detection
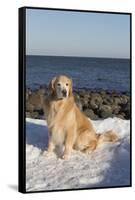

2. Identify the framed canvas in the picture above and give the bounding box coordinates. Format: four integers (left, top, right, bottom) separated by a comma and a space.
19, 6, 132, 193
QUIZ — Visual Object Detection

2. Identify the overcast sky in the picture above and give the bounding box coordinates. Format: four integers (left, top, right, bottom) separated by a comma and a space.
26, 8, 130, 58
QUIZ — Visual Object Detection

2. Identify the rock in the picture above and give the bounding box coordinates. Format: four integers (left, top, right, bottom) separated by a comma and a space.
26, 88, 32, 101
26, 112, 31, 118
111, 104, 121, 115
120, 102, 130, 119
100, 110, 113, 119
26, 102, 35, 112
25, 87, 130, 120
38, 88, 46, 96
120, 95, 129, 105
74, 94, 83, 111
28, 90, 43, 110
30, 111, 39, 119
79, 90, 89, 98
99, 90, 107, 97
103, 95, 114, 105
114, 97, 121, 105
117, 114, 125, 120
34, 109, 44, 116
83, 109, 98, 120
81, 97, 89, 110
89, 93, 103, 109
91, 92, 103, 100
99, 105, 113, 118
120, 112, 126, 118
89, 99, 98, 110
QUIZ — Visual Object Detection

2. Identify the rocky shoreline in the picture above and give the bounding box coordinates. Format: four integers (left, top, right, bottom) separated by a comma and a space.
26, 86, 130, 120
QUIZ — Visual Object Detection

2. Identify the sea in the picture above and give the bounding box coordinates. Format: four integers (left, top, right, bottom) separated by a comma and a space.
26, 55, 130, 93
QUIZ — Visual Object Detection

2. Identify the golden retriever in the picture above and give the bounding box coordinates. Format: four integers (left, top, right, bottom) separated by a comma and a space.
43, 75, 118, 160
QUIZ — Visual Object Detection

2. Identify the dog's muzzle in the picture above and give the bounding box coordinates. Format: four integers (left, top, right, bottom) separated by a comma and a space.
62, 89, 67, 97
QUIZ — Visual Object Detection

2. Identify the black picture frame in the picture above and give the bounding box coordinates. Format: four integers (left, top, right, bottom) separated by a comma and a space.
19, 6, 132, 193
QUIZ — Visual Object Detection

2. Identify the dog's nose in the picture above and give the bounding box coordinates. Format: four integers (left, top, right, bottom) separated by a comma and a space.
62, 89, 67, 96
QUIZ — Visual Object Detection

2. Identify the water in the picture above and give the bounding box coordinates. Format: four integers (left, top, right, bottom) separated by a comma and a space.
26, 55, 130, 92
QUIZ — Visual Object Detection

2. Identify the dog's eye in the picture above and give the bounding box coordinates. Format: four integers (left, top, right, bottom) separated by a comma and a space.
57, 83, 61, 86
66, 83, 69, 86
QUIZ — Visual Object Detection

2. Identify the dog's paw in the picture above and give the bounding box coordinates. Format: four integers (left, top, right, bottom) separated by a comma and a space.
83, 148, 93, 155
62, 154, 69, 160
43, 151, 53, 158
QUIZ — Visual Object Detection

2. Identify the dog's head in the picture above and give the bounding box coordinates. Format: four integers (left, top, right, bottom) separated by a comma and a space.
49, 75, 73, 99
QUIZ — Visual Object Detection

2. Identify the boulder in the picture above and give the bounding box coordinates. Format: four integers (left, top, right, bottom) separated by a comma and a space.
103, 95, 114, 105
120, 95, 129, 105
28, 90, 43, 110
89, 93, 103, 109
83, 109, 98, 120
99, 90, 107, 97
26, 112, 31, 118
89, 99, 98, 110
81, 97, 89, 110
120, 102, 130, 119
117, 114, 125, 120
26, 88, 32, 101
114, 97, 121, 105
33, 109, 44, 116
30, 111, 39, 119
26, 102, 34, 112
99, 104, 113, 118
111, 104, 121, 115
78, 90, 89, 98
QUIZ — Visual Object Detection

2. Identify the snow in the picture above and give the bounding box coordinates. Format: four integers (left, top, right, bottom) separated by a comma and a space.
26, 117, 130, 192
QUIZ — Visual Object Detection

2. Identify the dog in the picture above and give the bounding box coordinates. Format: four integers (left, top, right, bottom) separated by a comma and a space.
42, 75, 118, 160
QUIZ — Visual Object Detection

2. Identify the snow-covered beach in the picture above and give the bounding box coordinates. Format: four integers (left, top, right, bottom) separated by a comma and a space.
26, 117, 130, 192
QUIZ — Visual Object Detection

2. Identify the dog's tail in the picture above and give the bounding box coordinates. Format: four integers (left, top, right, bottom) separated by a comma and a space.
96, 130, 118, 146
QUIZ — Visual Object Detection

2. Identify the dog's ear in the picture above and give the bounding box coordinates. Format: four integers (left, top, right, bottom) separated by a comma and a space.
48, 76, 57, 93
69, 78, 73, 96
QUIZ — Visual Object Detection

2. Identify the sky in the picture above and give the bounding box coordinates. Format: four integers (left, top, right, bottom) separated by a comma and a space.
26, 8, 130, 58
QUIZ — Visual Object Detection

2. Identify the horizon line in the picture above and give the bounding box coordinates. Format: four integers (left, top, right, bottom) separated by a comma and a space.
26, 54, 130, 60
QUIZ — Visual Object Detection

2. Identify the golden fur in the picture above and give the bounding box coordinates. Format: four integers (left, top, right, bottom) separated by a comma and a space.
43, 75, 118, 160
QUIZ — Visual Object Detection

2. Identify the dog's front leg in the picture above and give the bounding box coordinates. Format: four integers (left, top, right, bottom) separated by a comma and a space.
62, 130, 75, 160
47, 140, 54, 153
45, 133, 55, 157
43, 139, 54, 157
